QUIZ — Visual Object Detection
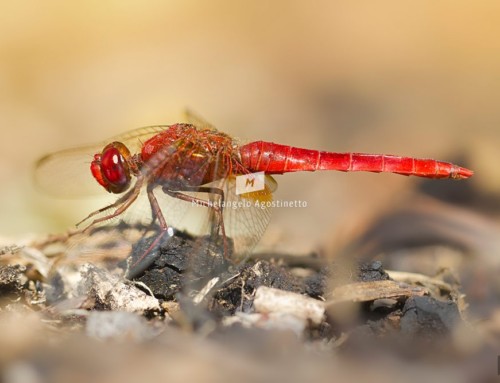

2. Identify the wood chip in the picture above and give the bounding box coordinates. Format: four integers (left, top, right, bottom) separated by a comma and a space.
386, 270, 454, 292
326, 280, 426, 307
253, 286, 325, 325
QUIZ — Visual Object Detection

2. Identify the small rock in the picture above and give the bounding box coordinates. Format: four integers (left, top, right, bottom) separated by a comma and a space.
79, 264, 160, 313
400, 296, 462, 338
86, 311, 160, 341
0, 265, 26, 296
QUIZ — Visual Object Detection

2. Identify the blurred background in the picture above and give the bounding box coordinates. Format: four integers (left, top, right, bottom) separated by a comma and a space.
0, 0, 497, 255
2, 3, 500, 381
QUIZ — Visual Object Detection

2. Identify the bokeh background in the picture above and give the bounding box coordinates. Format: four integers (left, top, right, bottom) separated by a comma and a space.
0, 1, 497, 254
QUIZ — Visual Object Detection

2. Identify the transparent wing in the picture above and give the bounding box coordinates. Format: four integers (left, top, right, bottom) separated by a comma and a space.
170, 175, 276, 260
221, 175, 276, 257
182, 109, 216, 130
34, 126, 169, 197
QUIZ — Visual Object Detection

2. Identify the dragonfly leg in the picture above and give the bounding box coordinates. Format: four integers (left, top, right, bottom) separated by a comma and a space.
163, 186, 230, 261
76, 192, 132, 228
146, 183, 169, 230
78, 178, 144, 232
128, 183, 173, 276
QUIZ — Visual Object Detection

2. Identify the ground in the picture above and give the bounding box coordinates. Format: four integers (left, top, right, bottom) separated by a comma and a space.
0, 180, 498, 383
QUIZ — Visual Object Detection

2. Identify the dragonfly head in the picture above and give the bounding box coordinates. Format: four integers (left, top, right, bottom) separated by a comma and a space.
91, 141, 133, 193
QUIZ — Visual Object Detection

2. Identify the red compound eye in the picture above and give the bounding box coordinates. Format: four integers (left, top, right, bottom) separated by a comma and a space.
90, 142, 132, 193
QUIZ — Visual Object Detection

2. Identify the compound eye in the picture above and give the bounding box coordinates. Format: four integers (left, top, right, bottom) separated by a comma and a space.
91, 142, 131, 193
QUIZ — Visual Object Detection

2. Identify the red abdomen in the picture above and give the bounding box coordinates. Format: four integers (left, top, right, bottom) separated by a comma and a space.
239, 141, 473, 179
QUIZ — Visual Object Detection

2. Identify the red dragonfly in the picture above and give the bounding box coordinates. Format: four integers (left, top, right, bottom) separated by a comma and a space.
36, 116, 473, 273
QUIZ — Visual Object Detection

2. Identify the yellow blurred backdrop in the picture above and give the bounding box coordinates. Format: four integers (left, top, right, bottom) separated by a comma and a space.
0, 1, 497, 252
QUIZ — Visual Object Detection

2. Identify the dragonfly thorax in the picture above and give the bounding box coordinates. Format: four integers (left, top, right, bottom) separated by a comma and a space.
140, 124, 239, 188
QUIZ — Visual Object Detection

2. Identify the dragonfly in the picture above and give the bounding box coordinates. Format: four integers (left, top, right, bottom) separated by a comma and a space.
35, 115, 473, 276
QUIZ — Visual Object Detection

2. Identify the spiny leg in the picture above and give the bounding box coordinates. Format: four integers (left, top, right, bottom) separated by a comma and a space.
163, 186, 230, 260
128, 182, 173, 277
78, 178, 144, 232
76, 190, 133, 228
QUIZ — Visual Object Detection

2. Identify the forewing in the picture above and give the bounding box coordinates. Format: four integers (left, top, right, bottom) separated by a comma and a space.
34, 126, 169, 197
